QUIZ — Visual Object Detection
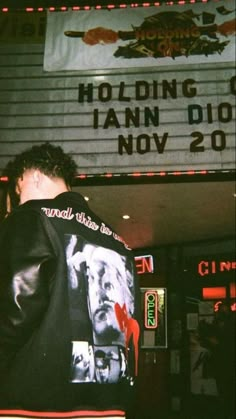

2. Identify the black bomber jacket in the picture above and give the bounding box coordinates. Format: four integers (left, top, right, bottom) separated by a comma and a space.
0, 192, 140, 418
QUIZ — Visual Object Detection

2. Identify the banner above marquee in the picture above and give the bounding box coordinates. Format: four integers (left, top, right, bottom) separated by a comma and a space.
44, 0, 236, 72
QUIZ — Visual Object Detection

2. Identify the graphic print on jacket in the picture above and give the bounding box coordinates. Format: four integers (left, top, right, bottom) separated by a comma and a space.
65, 234, 139, 385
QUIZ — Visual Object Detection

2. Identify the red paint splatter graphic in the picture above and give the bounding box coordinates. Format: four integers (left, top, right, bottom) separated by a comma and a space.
114, 303, 140, 376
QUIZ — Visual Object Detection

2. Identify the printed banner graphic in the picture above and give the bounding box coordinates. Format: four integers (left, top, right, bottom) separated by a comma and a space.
44, 0, 236, 71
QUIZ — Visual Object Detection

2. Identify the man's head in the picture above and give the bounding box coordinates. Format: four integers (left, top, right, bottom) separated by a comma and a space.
5, 143, 77, 206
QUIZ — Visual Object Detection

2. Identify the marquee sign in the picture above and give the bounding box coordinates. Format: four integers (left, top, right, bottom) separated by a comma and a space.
0, 1, 235, 178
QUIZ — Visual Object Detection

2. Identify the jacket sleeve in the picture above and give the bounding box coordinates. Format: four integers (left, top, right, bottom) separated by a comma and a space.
0, 209, 56, 378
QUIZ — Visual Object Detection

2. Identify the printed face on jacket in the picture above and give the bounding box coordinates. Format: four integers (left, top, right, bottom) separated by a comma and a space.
65, 234, 137, 384
86, 246, 134, 346
71, 341, 95, 383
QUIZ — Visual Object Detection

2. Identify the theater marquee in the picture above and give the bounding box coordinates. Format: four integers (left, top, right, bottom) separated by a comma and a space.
0, 1, 235, 178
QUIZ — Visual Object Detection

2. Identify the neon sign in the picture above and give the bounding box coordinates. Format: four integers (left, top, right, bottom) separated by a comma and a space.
135, 254, 154, 274
198, 260, 236, 277
144, 290, 158, 329
214, 300, 236, 312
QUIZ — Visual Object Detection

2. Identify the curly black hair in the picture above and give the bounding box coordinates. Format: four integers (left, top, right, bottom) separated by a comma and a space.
4, 142, 78, 209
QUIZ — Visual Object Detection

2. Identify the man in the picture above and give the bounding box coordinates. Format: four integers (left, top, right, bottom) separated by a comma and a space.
0, 143, 140, 419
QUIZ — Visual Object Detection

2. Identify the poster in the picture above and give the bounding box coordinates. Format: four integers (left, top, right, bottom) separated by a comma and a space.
44, 0, 236, 71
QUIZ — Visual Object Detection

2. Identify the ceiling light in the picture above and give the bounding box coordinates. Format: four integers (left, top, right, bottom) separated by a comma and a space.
122, 214, 130, 219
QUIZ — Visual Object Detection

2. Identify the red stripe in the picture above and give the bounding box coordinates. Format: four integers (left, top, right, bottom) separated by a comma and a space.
0, 410, 125, 418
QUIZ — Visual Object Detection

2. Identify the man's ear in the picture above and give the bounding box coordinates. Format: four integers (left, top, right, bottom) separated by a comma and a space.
32, 169, 42, 187
15, 183, 20, 195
